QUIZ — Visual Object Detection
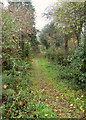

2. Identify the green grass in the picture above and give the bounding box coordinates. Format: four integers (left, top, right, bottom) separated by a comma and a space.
2, 57, 85, 118
29, 57, 85, 118
34, 57, 60, 79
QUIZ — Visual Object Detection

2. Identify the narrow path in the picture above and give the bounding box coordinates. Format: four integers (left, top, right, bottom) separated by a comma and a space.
29, 57, 85, 118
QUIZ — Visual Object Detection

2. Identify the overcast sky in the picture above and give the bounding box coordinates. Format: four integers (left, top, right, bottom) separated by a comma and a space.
32, 0, 57, 30
0, 0, 57, 30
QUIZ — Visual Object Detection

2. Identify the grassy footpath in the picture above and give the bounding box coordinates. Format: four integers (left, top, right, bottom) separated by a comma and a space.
29, 57, 85, 118
2, 57, 85, 119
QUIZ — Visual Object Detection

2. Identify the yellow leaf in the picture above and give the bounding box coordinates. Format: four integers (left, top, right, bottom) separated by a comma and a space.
54, 110, 58, 112
75, 41, 77, 43
68, 110, 71, 112
82, 110, 84, 112
31, 91, 34, 93
70, 58, 72, 60
80, 107, 84, 112
56, 97, 59, 99
18, 101, 23, 106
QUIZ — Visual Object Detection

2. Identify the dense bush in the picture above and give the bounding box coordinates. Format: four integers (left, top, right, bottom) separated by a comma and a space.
39, 22, 64, 49
59, 41, 86, 91
2, 59, 32, 118
46, 46, 65, 63
1, 1, 40, 118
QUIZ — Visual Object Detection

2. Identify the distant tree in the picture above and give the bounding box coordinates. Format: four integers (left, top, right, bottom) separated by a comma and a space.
7, 1, 38, 57
44, 2, 84, 60
52, 2, 84, 46
2, 0, 38, 70
39, 22, 64, 49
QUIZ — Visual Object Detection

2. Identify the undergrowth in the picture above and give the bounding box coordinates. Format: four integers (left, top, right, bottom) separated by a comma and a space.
2, 58, 32, 119
29, 57, 85, 118
2, 57, 85, 118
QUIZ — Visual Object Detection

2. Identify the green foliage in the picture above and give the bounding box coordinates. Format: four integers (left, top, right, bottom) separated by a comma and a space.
27, 102, 57, 118
59, 41, 86, 91
42, 1, 85, 91
1, 0, 85, 118
1, 1, 41, 119
3, 89, 16, 96
2, 59, 32, 118
52, 2, 84, 45
39, 22, 64, 49
26, 57, 85, 118
39, 27, 50, 49
46, 46, 65, 63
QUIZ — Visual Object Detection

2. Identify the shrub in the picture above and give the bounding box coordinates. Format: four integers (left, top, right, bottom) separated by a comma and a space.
46, 47, 65, 63
2, 58, 32, 118
60, 41, 86, 91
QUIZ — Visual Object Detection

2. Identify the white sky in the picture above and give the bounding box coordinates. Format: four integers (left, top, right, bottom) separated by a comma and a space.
32, 0, 57, 31
0, 0, 57, 31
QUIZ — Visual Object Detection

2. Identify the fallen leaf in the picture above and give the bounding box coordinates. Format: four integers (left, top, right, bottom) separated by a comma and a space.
56, 97, 59, 99
4, 84, 7, 89
36, 114, 38, 117
31, 91, 34, 93
18, 101, 23, 106
54, 109, 59, 112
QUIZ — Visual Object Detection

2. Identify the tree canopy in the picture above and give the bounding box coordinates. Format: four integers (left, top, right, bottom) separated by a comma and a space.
39, 22, 64, 49
52, 2, 84, 46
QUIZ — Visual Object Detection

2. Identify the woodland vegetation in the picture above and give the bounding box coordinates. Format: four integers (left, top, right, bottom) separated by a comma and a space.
40, 1, 86, 90
1, 0, 86, 119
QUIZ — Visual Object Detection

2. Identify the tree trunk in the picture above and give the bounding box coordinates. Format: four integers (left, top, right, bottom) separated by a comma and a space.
19, 34, 24, 58
64, 34, 68, 63
76, 35, 80, 46
76, 21, 83, 46
84, 2, 86, 72
21, 35, 24, 51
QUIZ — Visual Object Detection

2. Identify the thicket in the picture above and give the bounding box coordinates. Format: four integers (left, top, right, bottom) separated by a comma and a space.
1, 1, 86, 118
39, 22, 64, 49
1, 1, 39, 118
40, 2, 85, 91
59, 41, 86, 91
